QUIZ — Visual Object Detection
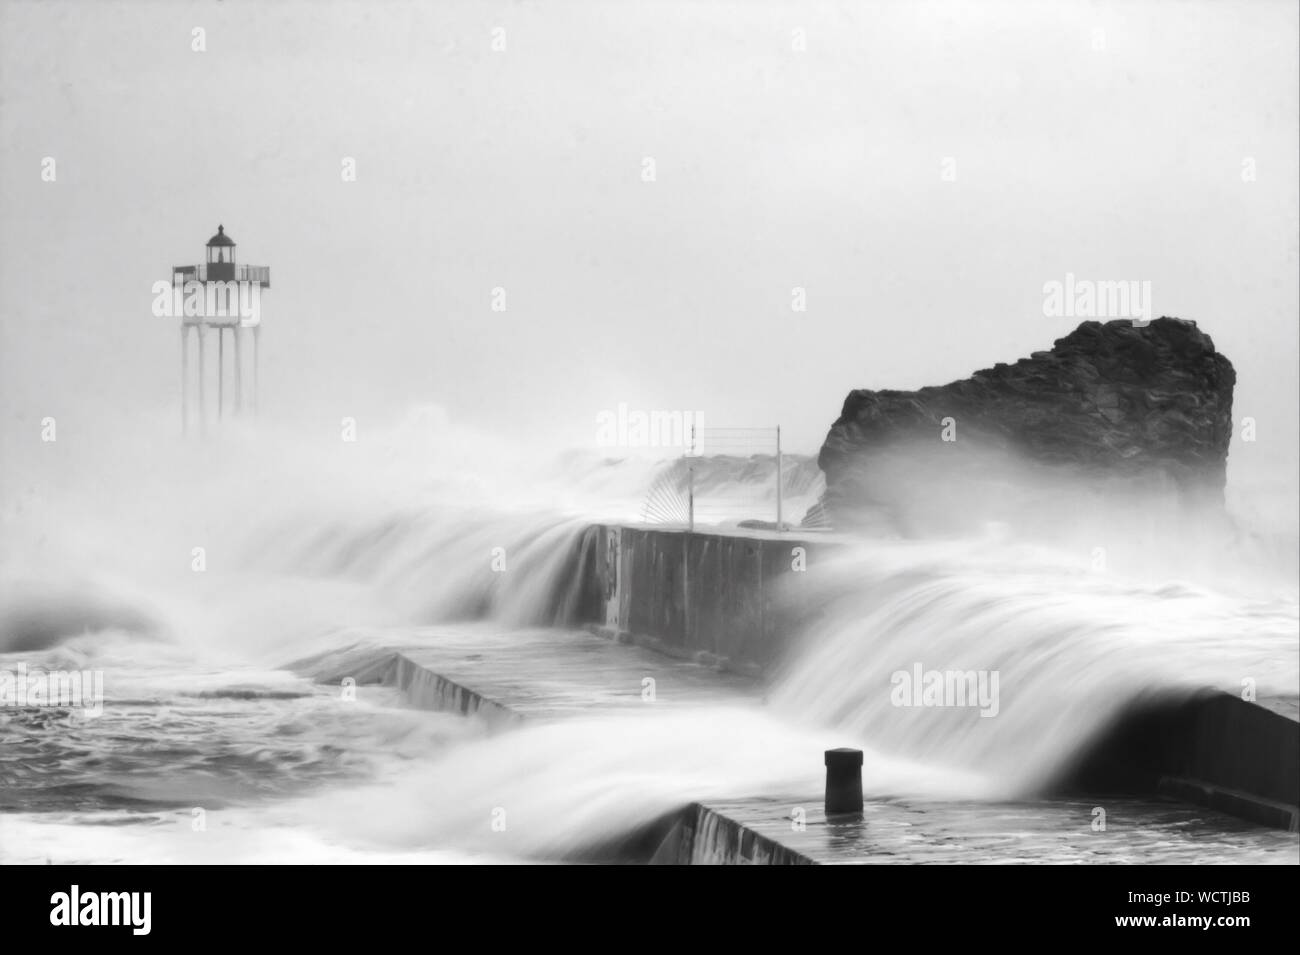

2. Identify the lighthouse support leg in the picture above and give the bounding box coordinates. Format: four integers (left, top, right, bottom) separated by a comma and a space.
197, 323, 207, 437
217, 327, 225, 421
252, 325, 261, 415
181, 325, 189, 436
234, 326, 243, 415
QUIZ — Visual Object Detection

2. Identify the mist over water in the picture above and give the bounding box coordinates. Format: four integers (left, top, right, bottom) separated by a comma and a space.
1, 405, 1296, 863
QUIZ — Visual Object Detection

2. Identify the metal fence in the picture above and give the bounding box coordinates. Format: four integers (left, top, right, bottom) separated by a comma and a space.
641, 425, 804, 530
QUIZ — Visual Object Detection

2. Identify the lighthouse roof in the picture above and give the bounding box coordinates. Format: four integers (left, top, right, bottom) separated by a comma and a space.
206, 224, 236, 247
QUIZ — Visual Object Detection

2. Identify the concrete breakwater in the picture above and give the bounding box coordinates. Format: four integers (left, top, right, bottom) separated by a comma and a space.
302, 627, 796, 864
1059, 692, 1299, 831
581, 525, 843, 677
308, 627, 1298, 863
572, 524, 1299, 831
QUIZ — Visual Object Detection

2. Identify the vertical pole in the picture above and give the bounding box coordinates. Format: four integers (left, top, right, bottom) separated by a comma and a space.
252, 325, 261, 415
687, 422, 695, 533
217, 327, 225, 421
197, 323, 207, 437
234, 326, 243, 415
181, 325, 188, 436
776, 424, 783, 530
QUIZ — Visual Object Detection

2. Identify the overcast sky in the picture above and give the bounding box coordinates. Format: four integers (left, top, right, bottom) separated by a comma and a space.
1, 0, 1296, 484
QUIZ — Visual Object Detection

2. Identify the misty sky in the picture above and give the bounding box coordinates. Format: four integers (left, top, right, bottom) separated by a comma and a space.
1, 0, 1296, 484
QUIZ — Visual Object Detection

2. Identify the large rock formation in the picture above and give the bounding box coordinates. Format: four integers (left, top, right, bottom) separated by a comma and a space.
816, 318, 1235, 534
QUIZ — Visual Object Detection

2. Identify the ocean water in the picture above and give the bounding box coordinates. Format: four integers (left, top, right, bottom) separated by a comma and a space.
1, 407, 1296, 864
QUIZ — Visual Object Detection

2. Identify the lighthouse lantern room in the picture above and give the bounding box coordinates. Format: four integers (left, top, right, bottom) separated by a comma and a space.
205, 224, 236, 280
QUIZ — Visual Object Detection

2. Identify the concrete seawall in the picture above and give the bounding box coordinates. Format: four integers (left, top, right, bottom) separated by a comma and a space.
579, 524, 1300, 832
584, 525, 843, 676
1059, 691, 1299, 831
650, 803, 816, 865
302, 631, 798, 863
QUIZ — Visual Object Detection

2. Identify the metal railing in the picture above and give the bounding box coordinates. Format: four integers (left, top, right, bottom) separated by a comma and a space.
641, 425, 797, 531
172, 263, 271, 287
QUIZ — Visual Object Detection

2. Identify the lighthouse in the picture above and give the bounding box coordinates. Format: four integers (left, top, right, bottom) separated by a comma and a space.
172, 226, 271, 434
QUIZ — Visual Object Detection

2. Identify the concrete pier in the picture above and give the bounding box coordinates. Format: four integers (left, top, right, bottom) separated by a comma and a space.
650, 796, 1299, 865
297, 523, 1299, 858
300, 624, 759, 726
296, 622, 1298, 863
586, 525, 845, 676
1057, 690, 1299, 831
578, 524, 1299, 833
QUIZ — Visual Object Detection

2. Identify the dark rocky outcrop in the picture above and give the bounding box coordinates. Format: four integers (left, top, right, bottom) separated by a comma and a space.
815, 318, 1235, 533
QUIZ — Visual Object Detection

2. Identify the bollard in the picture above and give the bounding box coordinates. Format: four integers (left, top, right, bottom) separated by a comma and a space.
824, 747, 864, 815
